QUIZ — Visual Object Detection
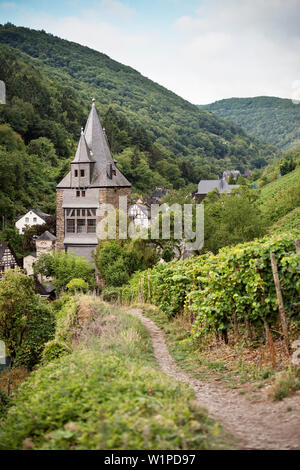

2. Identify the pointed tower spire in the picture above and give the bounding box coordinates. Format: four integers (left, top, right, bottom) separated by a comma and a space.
71, 128, 93, 163
84, 98, 114, 170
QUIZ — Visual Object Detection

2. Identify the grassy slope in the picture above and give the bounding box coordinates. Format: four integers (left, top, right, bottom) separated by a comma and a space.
271, 207, 300, 233
257, 166, 300, 229
202, 96, 300, 150
259, 166, 300, 203
0, 298, 232, 450
0, 25, 277, 171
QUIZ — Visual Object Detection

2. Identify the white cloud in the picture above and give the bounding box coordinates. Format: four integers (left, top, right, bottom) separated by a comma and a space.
3, 0, 300, 104
172, 0, 300, 103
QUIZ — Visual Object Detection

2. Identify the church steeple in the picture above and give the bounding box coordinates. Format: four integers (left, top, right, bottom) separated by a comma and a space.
70, 128, 94, 187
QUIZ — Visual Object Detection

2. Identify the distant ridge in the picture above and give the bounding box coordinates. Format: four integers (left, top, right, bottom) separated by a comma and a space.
202, 96, 300, 150
0, 24, 278, 180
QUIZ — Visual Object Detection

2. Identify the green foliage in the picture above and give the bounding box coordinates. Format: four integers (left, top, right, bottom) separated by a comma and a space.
0, 270, 55, 368
42, 340, 72, 365
66, 278, 88, 294
203, 187, 266, 252
96, 239, 158, 287
0, 303, 228, 450
259, 167, 300, 226
33, 251, 95, 293
0, 391, 11, 419
126, 233, 300, 340
270, 207, 300, 234
0, 25, 278, 199
280, 154, 296, 176
203, 96, 300, 150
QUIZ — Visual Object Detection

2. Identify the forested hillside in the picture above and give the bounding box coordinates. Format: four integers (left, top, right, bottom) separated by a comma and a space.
202, 97, 300, 150
0, 25, 278, 212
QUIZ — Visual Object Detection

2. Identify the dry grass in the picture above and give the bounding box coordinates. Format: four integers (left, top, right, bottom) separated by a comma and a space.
0, 367, 29, 396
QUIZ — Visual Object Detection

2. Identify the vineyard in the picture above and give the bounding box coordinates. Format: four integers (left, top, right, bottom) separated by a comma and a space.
117, 233, 300, 349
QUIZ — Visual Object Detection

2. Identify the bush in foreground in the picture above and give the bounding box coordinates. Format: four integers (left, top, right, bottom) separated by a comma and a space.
0, 303, 231, 450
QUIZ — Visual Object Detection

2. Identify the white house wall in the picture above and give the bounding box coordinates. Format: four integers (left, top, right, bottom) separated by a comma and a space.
15, 211, 46, 234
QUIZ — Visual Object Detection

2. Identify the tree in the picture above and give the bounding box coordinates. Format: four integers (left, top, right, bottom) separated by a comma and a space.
0, 270, 55, 368
95, 239, 158, 287
204, 188, 266, 253
34, 252, 95, 292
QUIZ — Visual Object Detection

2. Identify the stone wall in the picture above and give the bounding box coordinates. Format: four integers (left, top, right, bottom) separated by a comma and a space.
56, 190, 64, 251
98, 187, 131, 207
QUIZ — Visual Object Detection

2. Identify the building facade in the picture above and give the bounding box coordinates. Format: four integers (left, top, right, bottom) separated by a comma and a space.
0, 242, 20, 278
15, 208, 50, 234
195, 178, 239, 202
56, 99, 131, 261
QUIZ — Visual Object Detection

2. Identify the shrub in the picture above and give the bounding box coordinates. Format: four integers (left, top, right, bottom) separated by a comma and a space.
34, 251, 95, 293
0, 270, 55, 368
127, 233, 300, 341
268, 368, 300, 401
42, 340, 72, 364
66, 278, 88, 294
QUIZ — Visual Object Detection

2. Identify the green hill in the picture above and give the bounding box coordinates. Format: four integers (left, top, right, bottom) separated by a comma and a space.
0, 25, 277, 183
202, 96, 300, 150
257, 164, 300, 228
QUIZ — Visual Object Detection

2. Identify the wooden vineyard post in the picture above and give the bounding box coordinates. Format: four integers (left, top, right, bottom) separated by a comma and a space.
147, 272, 151, 303
270, 252, 289, 353
264, 320, 276, 368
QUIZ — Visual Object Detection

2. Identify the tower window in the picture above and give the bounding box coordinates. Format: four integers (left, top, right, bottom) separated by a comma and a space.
87, 219, 96, 233
66, 219, 75, 233
77, 219, 86, 233
75, 170, 78, 177
65, 209, 96, 234
82, 190, 86, 197
80, 170, 85, 177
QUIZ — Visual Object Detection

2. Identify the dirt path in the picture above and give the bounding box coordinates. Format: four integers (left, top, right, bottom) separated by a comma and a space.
128, 308, 300, 450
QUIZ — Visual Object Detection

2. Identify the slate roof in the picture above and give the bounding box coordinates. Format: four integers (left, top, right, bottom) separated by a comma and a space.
16, 208, 50, 223
197, 179, 239, 195
57, 100, 131, 189
36, 231, 56, 242
71, 130, 94, 164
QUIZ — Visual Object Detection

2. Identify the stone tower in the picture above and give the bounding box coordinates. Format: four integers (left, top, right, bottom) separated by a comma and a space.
56, 99, 131, 261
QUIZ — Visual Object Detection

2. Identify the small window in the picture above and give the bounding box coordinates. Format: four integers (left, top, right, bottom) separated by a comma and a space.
82, 190, 86, 197
80, 170, 85, 177
75, 170, 78, 177
33, 217, 37, 223
77, 219, 86, 233
66, 219, 75, 233
76, 190, 80, 197
87, 219, 96, 233
25, 217, 29, 223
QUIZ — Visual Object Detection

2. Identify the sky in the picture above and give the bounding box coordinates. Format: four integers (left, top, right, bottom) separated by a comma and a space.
1, 0, 300, 104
